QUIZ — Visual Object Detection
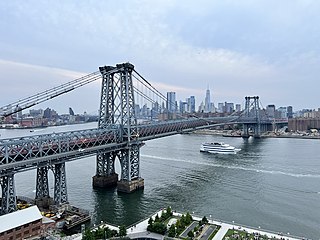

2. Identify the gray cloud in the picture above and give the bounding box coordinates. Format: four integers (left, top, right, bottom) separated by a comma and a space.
0, 0, 319, 112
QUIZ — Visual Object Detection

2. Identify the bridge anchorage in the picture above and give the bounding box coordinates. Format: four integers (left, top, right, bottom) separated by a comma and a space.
93, 63, 144, 192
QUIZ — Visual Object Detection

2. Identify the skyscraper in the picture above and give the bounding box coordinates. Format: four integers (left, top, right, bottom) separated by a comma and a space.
204, 88, 211, 113
166, 92, 176, 113
188, 96, 196, 113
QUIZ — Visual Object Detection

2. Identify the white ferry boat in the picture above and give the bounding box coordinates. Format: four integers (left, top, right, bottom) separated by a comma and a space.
200, 142, 241, 154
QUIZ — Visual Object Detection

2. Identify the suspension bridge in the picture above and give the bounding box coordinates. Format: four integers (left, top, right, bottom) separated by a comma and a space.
0, 62, 285, 215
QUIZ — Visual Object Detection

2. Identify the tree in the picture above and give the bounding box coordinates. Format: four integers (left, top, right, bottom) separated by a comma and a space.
187, 230, 194, 238
168, 224, 176, 237
148, 217, 153, 225
82, 229, 94, 240
199, 216, 208, 225
186, 212, 193, 224
180, 214, 186, 226
94, 227, 105, 239
166, 206, 172, 216
154, 213, 160, 222
119, 225, 127, 237
152, 222, 167, 234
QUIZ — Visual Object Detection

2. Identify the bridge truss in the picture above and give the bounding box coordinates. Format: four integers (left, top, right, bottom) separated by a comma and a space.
0, 62, 273, 215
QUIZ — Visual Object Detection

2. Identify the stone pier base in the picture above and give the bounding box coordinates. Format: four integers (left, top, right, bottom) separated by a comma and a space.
34, 197, 54, 209
117, 178, 144, 193
92, 173, 119, 188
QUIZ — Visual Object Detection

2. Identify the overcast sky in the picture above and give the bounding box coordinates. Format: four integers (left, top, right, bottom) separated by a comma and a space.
1, 0, 319, 114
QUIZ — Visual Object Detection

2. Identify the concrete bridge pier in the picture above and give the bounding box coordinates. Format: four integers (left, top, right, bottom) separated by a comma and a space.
0, 173, 17, 215
117, 143, 144, 193
35, 166, 53, 208
242, 123, 250, 138
93, 151, 119, 188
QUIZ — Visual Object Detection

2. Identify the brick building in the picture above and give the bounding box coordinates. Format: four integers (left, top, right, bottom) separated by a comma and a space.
0, 206, 43, 240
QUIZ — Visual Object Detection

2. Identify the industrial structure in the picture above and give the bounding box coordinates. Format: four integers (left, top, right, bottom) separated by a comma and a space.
0, 63, 283, 215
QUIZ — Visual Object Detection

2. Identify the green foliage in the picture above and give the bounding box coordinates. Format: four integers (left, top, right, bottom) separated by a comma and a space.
119, 225, 127, 237
82, 229, 94, 240
94, 227, 105, 239
151, 222, 167, 234
168, 224, 176, 237
148, 217, 153, 226
166, 206, 172, 216
185, 212, 193, 224
175, 219, 185, 235
155, 214, 160, 222
82, 226, 119, 240
200, 216, 208, 225
187, 230, 194, 238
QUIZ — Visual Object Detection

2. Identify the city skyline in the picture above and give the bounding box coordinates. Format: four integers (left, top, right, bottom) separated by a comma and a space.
1, 1, 320, 112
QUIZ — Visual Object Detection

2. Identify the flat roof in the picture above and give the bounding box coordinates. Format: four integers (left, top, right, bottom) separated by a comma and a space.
0, 206, 42, 233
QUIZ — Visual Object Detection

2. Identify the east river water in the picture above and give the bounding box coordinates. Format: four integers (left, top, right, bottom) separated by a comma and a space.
1, 122, 319, 239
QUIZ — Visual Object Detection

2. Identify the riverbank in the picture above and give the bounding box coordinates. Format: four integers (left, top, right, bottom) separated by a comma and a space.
192, 129, 320, 139
73, 209, 306, 240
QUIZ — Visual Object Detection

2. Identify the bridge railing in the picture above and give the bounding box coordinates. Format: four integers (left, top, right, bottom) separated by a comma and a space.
0, 127, 121, 166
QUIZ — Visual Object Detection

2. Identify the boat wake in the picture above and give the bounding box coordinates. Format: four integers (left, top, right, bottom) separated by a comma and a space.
141, 154, 320, 179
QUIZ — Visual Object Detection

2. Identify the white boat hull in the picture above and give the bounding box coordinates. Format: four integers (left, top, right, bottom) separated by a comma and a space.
200, 142, 241, 154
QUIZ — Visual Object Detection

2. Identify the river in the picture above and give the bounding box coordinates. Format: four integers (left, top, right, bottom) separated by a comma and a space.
1, 122, 319, 239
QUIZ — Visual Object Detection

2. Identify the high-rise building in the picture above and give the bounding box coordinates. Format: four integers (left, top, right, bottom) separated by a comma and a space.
287, 106, 293, 119
204, 88, 211, 113
179, 101, 187, 113
235, 104, 241, 112
277, 107, 287, 119
266, 105, 276, 118
69, 107, 75, 116
218, 103, 224, 113
225, 102, 234, 113
187, 96, 196, 113
166, 92, 176, 113
198, 101, 205, 113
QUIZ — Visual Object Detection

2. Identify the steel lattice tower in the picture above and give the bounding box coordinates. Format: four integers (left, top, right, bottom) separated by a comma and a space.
0, 173, 16, 214
93, 63, 144, 192
242, 96, 261, 138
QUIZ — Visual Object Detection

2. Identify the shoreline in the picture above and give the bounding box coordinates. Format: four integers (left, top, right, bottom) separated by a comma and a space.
192, 129, 320, 140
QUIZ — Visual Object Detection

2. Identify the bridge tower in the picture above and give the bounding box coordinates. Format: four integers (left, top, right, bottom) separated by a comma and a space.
93, 63, 144, 192
0, 173, 17, 214
242, 96, 261, 138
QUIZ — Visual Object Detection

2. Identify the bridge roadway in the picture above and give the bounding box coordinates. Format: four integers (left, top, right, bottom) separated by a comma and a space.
0, 117, 243, 176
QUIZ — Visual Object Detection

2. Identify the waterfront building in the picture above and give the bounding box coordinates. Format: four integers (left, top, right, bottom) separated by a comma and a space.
0, 206, 52, 240
288, 118, 320, 131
